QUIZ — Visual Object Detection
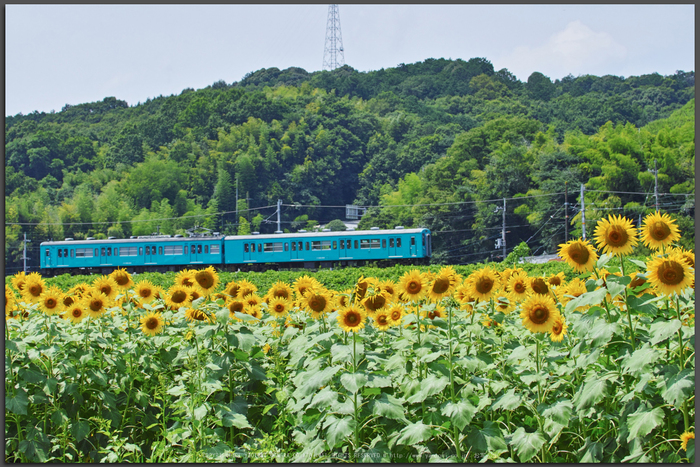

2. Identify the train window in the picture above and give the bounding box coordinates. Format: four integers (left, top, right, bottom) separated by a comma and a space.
198, 245, 202, 254
191, 245, 196, 254
333, 241, 337, 249
107, 248, 111, 256
139, 247, 143, 255
70, 249, 74, 258
159, 247, 163, 255
58, 249, 62, 257
340, 240, 345, 249
210, 245, 220, 254
284, 243, 289, 251
95, 248, 99, 256
361, 239, 370, 249
258, 244, 261, 253
46, 249, 50, 257
101, 248, 106, 256
305, 242, 310, 251
299, 242, 303, 250
244, 243, 249, 253
204, 245, 208, 254
390, 238, 394, 247
120, 247, 137, 256
382, 239, 386, 248
354, 240, 359, 249
371, 239, 381, 249
291, 242, 296, 251
146, 246, 150, 255
411, 236, 415, 246
152, 245, 156, 254
252, 243, 256, 252
114, 248, 118, 256
397, 238, 402, 247
64, 248, 68, 257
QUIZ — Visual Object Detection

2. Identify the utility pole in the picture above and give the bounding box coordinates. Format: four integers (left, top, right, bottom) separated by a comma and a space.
23, 232, 30, 274
654, 159, 659, 211
564, 181, 569, 243
235, 176, 239, 224
580, 184, 586, 240
323, 4, 345, 71
502, 198, 506, 260
276, 199, 282, 233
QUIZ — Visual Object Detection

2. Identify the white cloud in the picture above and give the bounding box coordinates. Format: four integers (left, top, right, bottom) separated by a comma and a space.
498, 20, 628, 80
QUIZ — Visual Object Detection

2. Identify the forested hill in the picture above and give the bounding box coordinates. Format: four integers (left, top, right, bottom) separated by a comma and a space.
4, 57, 695, 272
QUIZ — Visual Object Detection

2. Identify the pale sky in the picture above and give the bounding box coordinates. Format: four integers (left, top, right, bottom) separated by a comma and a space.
5, 4, 695, 116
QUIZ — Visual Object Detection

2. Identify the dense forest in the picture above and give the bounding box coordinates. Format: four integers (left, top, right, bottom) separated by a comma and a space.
5, 57, 695, 273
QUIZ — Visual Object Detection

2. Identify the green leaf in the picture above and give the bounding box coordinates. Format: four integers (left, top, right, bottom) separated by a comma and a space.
6, 389, 28, 415
308, 387, 339, 410
649, 319, 682, 346
293, 365, 342, 399
324, 415, 356, 449
71, 420, 90, 442
371, 394, 407, 421
622, 344, 660, 376
340, 372, 368, 394
18, 368, 45, 384
466, 421, 506, 452
442, 400, 476, 431
396, 421, 433, 446
626, 405, 664, 442
166, 385, 187, 397
222, 412, 252, 429
659, 368, 694, 408
605, 274, 629, 298
406, 374, 449, 404
574, 378, 607, 412
587, 320, 617, 348
509, 427, 546, 462
366, 375, 392, 388
330, 344, 352, 364
577, 437, 604, 462
506, 345, 532, 363
194, 403, 209, 420
492, 389, 522, 411
565, 286, 609, 314
540, 399, 573, 427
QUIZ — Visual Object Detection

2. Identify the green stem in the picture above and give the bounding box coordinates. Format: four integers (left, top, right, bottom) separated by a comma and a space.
619, 255, 636, 350
352, 331, 358, 461
682, 399, 690, 433
448, 305, 462, 459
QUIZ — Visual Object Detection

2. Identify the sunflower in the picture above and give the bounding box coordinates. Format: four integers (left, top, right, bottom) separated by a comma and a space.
109, 268, 134, 290
60, 293, 78, 312
373, 310, 392, 331
165, 285, 192, 310
507, 271, 530, 301
481, 314, 501, 328
398, 269, 427, 301
21, 272, 46, 303
92, 275, 119, 302
236, 279, 259, 299
246, 305, 263, 320
65, 304, 87, 324
222, 280, 241, 299
267, 297, 291, 318
174, 269, 197, 288
558, 239, 598, 273
594, 214, 638, 256
671, 247, 695, 269
334, 289, 353, 309
559, 278, 589, 311
549, 316, 568, 342
38, 285, 63, 316
266, 281, 294, 302
304, 290, 333, 319
194, 266, 220, 296
680, 431, 695, 451
641, 211, 681, 250
354, 275, 379, 303
387, 303, 404, 326
68, 283, 89, 299
140, 312, 165, 336
134, 280, 157, 305
185, 307, 214, 323
520, 294, 560, 334
337, 304, 367, 333
468, 266, 499, 301
494, 292, 516, 315
453, 280, 473, 304
82, 289, 109, 318
361, 290, 391, 316
646, 253, 693, 296
627, 272, 649, 296
243, 293, 263, 312
293, 275, 320, 299
5, 285, 17, 317
11, 271, 27, 294
529, 277, 551, 296
547, 272, 566, 288
422, 304, 446, 321
428, 266, 460, 302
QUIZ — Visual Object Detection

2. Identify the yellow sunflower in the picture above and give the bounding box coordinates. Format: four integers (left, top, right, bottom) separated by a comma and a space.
547, 272, 566, 288
82, 289, 109, 318
11, 271, 27, 294
304, 290, 333, 319
559, 278, 589, 311
530, 277, 551, 296
354, 275, 379, 303
266, 281, 294, 302
481, 314, 501, 328
520, 294, 560, 334
267, 297, 291, 318
293, 275, 320, 299
246, 305, 263, 320
68, 283, 89, 299
361, 290, 391, 317
193, 266, 219, 296
109, 267, 134, 290
507, 271, 530, 301
174, 269, 197, 288
398, 269, 427, 302
92, 275, 119, 302
134, 280, 157, 305
387, 303, 404, 326
646, 253, 693, 296
165, 285, 192, 310
593, 214, 638, 256
680, 431, 695, 451
334, 289, 353, 309
427, 266, 460, 302
38, 285, 63, 316
421, 304, 446, 321
226, 297, 246, 319
66, 304, 87, 324
140, 312, 165, 336
494, 292, 516, 315
21, 272, 46, 303
558, 238, 598, 273
468, 266, 499, 301
221, 280, 241, 299
60, 292, 78, 312
641, 211, 681, 251
671, 247, 695, 269
373, 310, 392, 331
185, 307, 214, 323
337, 304, 367, 333
5, 285, 17, 317
549, 316, 568, 342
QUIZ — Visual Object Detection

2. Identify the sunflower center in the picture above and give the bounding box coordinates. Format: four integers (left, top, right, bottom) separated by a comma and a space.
345, 311, 360, 326
195, 271, 214, 289
630, 276, 646, 288
72, 308, 82, 318
29, 284, 42, 296
115, 275, 129, 286
62, 296, 75, 307
567, 243, 590, 265
391, 310, 401, 321
551, 321, 563, 335
427, 311, 437, 319
377, 315, 388, 325
530, 305, 549, 324
659, 261, 684, 286
366, 295, 386, 311
227, 285, 240, 297
274, 303, 285, 313
139, 289, 152, 298
146, 317, 159, 330
548, 277, 562, 286
514, 281, 526, 294
172, 290, 188, 303
45, 298, 57, 308
100, 286, 112, 296
183, 279, 194, 287
89, 299, 103, 312
606, 225, 629, 247
650, 221, 671, 241
274, 290, 289, 300
476, 278, 494, 295
309, 295, 326, 312
531, 278, 549, 295
432, 277, 450, 294
407, 280, 422, 294
229, 302, 244, 313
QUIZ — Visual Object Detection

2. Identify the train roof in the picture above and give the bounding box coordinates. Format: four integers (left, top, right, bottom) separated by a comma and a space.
225, 227, 429, 241
40, 235, 224, 246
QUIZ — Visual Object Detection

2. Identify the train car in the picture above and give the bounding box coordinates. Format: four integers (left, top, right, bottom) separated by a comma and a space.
39, 234, 225, 276
223, 227, 432, 270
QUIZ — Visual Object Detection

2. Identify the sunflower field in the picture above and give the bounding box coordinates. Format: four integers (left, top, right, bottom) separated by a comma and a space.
4, 211, 695, 463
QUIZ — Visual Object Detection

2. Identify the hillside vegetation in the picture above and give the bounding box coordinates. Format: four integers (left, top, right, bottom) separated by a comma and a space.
4, 58, 695, 273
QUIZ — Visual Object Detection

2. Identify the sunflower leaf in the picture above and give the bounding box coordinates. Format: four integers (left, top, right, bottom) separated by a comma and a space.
466, 421, 507, 453
396, 421, 433, 446
587, 320, 618, 348
626, 404, 664, 442
509, 427, 546, 462
6, 389, 28, 415
492, 389, 522, 411
293, 365, 342, 398
441, 400, 476, 431
658, 368, 694, 408
340, 372, 368, 394
371, 393, 407, 421
324, 415, 356, 449
406, 374, 449, 404
574, 378, 607, 413
621, 344, 661, 377
540, 398, 573, 427
649, 319, 682, 346
565, 287, 608, 314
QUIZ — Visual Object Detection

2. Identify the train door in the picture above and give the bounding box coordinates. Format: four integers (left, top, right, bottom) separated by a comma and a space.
44, 247, 54, 268
189, 243, 203, 263
145, 244, 155, 263
244, 242, 253, 261
409, 236, 416, 257
389, 237, 398, 256
100, 246, 110, 265
338, 238, 348, 258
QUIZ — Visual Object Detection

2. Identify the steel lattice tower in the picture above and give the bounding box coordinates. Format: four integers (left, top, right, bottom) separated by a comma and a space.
323, 4, 345, 71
